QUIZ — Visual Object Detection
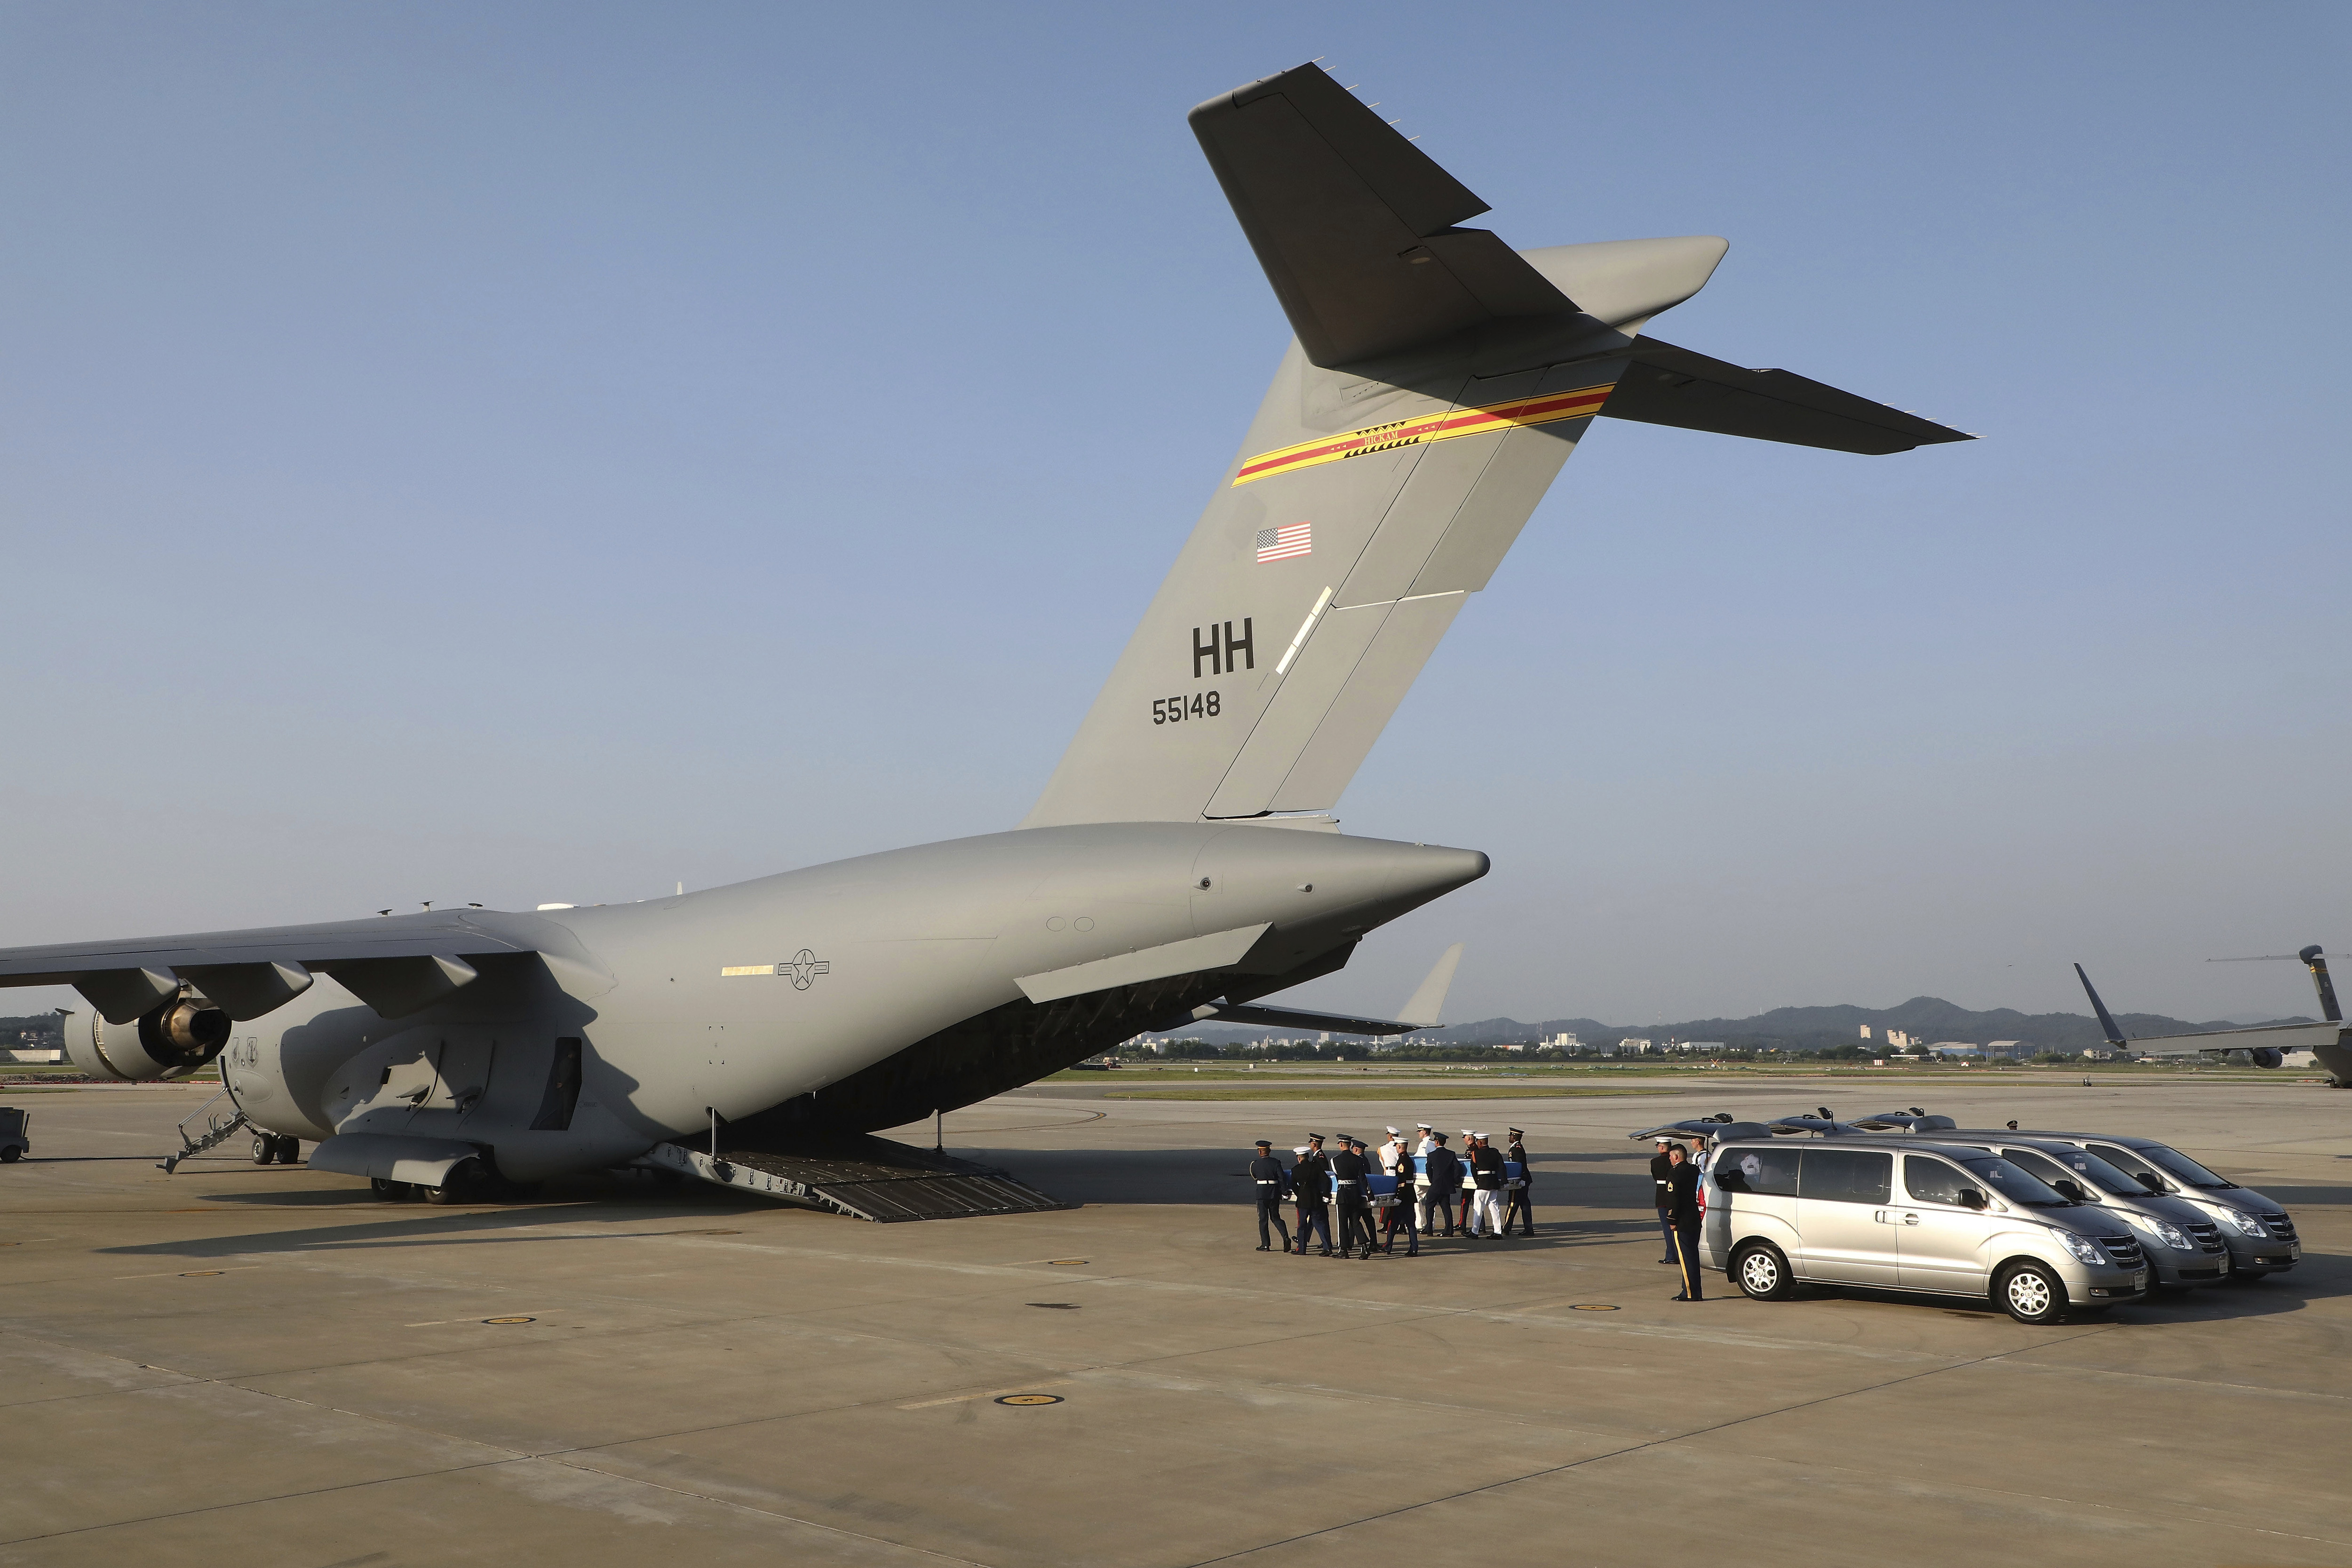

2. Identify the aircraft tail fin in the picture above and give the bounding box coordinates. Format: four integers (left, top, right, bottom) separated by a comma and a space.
2300, 946, 2342, 1023
2074, 963, 2129, 1047
1397, 942, 1463, 1027
1019, 65, 1968, 829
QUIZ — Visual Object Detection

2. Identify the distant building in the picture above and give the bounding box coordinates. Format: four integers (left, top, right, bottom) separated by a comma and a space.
1543, 1031, 1581, 1051
1859, 1025, 1873, 1040
1618, 1037, 1654, 1055
1683, 1042, 1726, 1053
1985, 1040, 2030, 1060
1930, 1042, 1980, 1057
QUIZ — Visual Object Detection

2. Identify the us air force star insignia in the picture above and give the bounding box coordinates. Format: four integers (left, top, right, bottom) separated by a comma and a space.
781, 949, 831, 990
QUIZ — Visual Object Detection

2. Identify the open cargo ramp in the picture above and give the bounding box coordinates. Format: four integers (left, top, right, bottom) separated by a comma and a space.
641, 1132, 1074, 1222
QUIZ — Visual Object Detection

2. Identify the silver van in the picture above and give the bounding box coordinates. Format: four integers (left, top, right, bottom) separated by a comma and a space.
1953, 1130, 2299, 1280
1945, 1136, 2230, 1289
1702, 1135, 2151, 1323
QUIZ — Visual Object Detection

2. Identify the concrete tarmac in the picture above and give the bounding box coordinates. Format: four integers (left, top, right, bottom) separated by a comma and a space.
2, 1076, 2347, 1567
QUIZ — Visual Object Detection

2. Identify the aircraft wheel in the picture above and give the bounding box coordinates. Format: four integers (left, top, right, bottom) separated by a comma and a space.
423, 1158, 485, 1205
1733, 1241, 1794, 1301
251, 1136, 275, 1165
277, 1136, 303, 1164
1996, 1261, 2065, 1324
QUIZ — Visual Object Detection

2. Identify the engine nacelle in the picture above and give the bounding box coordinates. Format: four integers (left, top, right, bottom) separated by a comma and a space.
68, 996, 231, 1080
2249, 1047, 2284, 1069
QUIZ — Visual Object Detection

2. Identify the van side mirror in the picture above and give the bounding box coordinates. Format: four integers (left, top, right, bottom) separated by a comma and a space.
1957, 1189, 1987, 1210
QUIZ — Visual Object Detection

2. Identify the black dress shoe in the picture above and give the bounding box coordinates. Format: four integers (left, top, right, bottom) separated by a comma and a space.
1670, 1293, 1690, 1301
1318, 1248, 1334, 1257
1255, 1244, 1270, 1251
1659, 1257, 1677, 1264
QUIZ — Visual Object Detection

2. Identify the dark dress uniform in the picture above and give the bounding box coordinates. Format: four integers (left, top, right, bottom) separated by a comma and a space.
1502, 1133, 1534, 1236
1380, 1162, 1418, 1256
1666, 1159, 1705, 1300
1329, 1146, 1374, 1258
1422, 1144, 1463, 1235
1248, 1152, 1292, 1251
1650, 1146, 1680, 1262
1292, 1149, 1332, 1254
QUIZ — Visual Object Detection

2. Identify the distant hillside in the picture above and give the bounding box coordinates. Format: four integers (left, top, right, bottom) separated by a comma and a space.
1415, 997, 2312, 1052
1181, 995, 2313, 1052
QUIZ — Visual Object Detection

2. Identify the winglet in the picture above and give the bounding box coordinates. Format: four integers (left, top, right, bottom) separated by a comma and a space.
1397, 943, 1463, 1028
2074, 963, 2128, 1047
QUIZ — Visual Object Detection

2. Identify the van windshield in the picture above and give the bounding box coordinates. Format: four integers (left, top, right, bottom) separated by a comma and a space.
1959, 1156, 2071, 1208
2138, 1144, 2237, 1190
2088, 1143, 2177, 1193
2008, 1146, 2141, 1197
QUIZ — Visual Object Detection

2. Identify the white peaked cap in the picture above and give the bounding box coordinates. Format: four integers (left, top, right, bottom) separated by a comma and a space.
1293, 1146, 1310, 1154
1385, 1126, 1400, 1135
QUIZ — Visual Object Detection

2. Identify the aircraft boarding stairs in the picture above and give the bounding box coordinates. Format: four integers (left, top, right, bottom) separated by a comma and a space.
640, 1130, 1074, 1223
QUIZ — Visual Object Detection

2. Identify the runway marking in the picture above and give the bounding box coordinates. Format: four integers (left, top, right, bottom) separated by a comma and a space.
898, 1379, 1074, 1409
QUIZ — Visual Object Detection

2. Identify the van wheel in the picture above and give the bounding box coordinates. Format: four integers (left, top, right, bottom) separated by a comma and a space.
1733, 1241, 1794, 1301
1996, 1261, 2066, 1324
0, 1146, 20, 1163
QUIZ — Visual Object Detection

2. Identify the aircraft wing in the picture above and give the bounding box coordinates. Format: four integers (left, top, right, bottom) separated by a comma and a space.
0, 909, 581, 1021
2111, 1021, 2344, 1058
1602, 339, 1973, 455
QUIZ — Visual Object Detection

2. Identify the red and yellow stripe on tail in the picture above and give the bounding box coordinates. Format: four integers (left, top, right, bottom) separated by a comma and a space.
1233, 381, 1616, 487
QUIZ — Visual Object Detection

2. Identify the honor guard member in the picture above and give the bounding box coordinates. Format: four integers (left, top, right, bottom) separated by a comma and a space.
1466, 1133, 1509, 1237
1666, 1143, 1706, 1301
1377, 1128, 1406, 1175
1378, 1134, 1419, 1257
1414, 1123, 1437, 1156
1248, 1140, 1292, 1252
1419, 1132, 1462, 1235
1456, 1130, 1479, 1232
1329, 1136, 1375, 1258
1650, 1137, 1681, 1263
1501, 1128, 1535, 1237
1292, 1137, 1333, 1255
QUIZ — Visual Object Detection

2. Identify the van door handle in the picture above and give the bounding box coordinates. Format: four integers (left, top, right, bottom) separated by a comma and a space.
1900, 1212, 1919, 1225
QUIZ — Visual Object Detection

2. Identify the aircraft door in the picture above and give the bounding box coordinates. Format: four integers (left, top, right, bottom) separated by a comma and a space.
401, 1029, 499, 1139
1796, 1148, 1898, 1285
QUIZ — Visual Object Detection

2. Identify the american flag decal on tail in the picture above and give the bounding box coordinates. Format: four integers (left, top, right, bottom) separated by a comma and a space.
1255, 521, 1312, 562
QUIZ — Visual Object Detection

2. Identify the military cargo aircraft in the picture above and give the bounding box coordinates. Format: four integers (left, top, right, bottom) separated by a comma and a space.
2074, 951, 2349, 1079
0, 64, 1968, 1202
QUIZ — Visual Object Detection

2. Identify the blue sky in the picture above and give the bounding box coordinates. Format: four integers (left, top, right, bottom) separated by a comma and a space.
3, 3, 2346, 1025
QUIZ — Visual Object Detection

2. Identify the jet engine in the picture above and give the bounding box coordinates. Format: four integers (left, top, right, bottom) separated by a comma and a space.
68, 995, 231, 1080
2249, 1047, 2284, 1069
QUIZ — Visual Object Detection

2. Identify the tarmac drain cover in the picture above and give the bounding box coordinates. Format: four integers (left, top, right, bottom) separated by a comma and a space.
1026, 1303, 1081, 1310
179, 1270, 223, 1277
1570, 1304, 1619, 1312
482, 1316, 538, 1325
997, 1394, 1065, 1406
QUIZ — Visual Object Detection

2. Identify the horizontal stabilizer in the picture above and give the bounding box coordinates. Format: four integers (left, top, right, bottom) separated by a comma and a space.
1603, 339, 1972, 455
1191, 63, 1576, 366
